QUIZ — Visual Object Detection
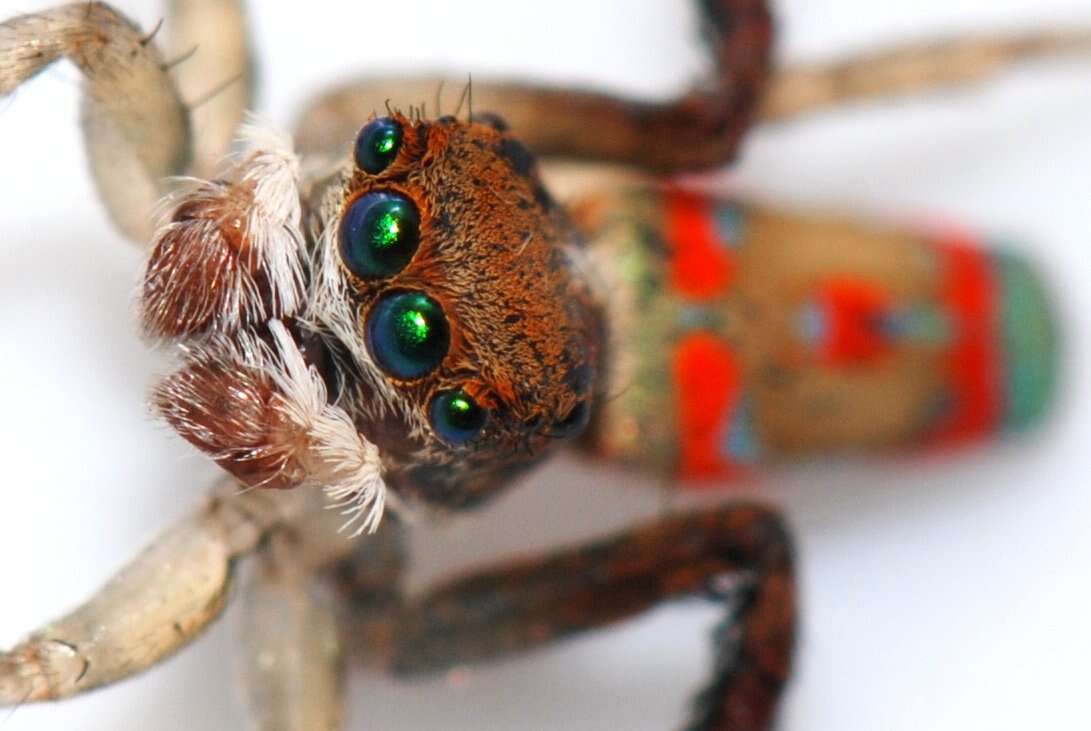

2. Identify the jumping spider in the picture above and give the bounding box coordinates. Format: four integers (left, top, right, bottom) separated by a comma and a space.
0, 1, 1086, 729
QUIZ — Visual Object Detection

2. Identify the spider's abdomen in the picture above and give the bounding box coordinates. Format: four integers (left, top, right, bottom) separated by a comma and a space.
578, 188, 1058, 484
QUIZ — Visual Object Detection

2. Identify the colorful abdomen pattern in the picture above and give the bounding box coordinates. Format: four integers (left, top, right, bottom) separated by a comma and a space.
581, 189, 1057, 484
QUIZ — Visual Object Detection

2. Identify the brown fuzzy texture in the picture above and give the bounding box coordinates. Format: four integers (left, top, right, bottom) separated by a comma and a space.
337, 504, 795, 731
154, 350, 307, 490
142, 183, 258, 339
293, 0, 774, 172
322, 114, 606, 508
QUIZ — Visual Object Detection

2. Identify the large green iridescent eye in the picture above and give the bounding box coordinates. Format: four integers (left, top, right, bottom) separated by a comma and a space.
355, 117, 403, 174
430, 389, 487, 445
366, 291, 449, 380
340, 192, 421, 279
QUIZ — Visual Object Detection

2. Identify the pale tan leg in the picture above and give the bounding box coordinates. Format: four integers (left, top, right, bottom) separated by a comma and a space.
0, 2, 188, 243
166, 0, 254, 177
760, 29, 1091, 122
241, 535, 345, 731
239, 485, 398, 730
0, 479, 307, 704
0, 1, 254, 244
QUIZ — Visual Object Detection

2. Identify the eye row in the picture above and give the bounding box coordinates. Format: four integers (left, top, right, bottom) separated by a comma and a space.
342, 117, 486, 446
341, 117, 421, 281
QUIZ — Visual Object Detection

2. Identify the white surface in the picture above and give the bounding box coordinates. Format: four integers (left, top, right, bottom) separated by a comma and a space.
0, 1, 1089, 729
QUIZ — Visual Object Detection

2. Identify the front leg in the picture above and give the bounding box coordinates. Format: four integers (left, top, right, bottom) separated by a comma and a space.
240, 532, 346, 731
342, 505, 795, 731
165, 0, 254, 177
0, 2, 188, 242
0, 479, 291, 703
0, 1, 253, 243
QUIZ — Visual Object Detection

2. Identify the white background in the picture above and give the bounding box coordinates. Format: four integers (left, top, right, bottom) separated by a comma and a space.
0, 1, 1090, 729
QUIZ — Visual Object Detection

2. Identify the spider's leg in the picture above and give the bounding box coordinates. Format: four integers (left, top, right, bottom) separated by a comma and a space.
330, 513, 407, 657
241, 544, 346, 731
761, 29, 1091, 122
0, 1, 254, 244
165, 0, 254, 177
239, 491, 405, 731
239, 504, 389, 731
0, 480, 303, 704
293, 0, 773, 173
0, 3, 187, 243
344, 505, 795, 731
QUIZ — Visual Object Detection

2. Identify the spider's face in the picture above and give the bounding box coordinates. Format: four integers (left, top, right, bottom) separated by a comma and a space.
311, 114, 604, 509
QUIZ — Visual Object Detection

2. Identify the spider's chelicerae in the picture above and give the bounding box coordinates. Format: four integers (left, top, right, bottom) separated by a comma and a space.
1, 1, 1090, 729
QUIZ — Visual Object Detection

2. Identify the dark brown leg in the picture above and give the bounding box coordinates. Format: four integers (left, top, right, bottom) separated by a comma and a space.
294, 0, 773, 173
340, 505, 795, 731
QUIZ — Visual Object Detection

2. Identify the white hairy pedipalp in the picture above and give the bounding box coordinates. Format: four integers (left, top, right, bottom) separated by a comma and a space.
265, 320, 393, 535
143, 118, 307, 338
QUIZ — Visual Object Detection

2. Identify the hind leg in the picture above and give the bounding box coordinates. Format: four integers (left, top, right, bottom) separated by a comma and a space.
291, 2, 1090, 174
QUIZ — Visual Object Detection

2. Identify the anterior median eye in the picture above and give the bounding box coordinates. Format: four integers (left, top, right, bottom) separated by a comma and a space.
366, 291, 449, 380
430, 389, 488, 445
340, 192, 421, 279
355, 117, 403, 173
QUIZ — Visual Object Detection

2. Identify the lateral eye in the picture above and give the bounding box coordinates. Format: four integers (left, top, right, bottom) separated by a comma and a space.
339, 192, 420, 279
430, 389, 487, 445
355, 117, 403, 174
553, 401, 589, 438
366, 291, 449, 380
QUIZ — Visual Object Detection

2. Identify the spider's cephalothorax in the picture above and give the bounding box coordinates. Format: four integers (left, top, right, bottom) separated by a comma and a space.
141, 110, 604, 523
310, 113, 605, 508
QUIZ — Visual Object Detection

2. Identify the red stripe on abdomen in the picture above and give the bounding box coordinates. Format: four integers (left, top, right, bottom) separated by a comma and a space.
930, 234, 1003, 445
674, 332, 741, 480
664, 189, 735, 300
818, 278, 893, 366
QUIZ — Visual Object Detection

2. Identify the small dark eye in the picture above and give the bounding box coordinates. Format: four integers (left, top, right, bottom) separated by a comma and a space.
430, 389, 487, 445
355, 117, 403, 173
340, 192, 420, 279
554, 401, 590, 438
366, 291, 449, 380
